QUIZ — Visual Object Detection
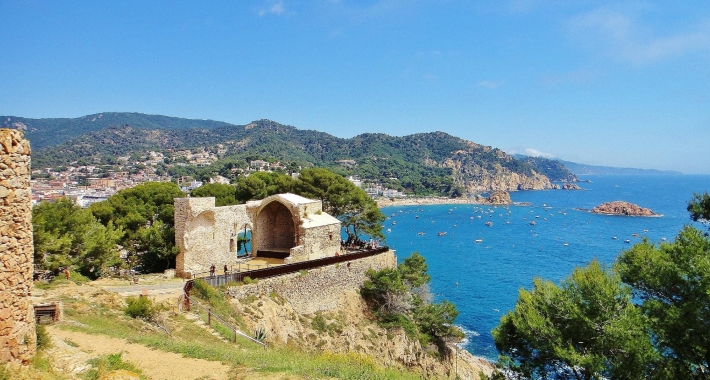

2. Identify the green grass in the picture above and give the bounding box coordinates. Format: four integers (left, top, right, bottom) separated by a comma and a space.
81, 353, 148, 380
35, 270, 91, 290
54, 285, 423, 380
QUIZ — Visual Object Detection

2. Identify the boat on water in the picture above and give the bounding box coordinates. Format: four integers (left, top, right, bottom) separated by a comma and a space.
529, 221, 537, 226
437, 232, 447, 236
612, 236, 618, 240
417, 231, 426, 236
625, 239, 631, 243
386, 228, 391, 233
563, 243, 569, 246
485, 221, 493, 227
475, 238, 483, 243
391, 221, 397, 225
661, 237, 667, 241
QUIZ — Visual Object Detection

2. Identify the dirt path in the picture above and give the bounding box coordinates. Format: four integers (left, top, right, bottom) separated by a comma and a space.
47, 326, 232, 380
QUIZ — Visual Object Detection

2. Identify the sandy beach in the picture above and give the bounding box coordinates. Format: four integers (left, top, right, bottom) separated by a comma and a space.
376, 196, 482, 208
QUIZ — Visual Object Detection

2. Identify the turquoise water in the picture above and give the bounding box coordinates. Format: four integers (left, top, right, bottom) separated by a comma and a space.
382, 175, 710, 360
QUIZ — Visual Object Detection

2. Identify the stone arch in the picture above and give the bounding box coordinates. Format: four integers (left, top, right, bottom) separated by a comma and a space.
255, 199, 297, 258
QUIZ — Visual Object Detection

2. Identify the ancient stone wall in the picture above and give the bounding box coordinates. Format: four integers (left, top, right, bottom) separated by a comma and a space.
0, 129, 36, 364
174, 197, 253, 277
227, 250, 397, 314
175, 194, 342, 276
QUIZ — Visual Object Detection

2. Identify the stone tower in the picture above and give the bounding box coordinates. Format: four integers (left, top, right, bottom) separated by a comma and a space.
0, 129, 35, 364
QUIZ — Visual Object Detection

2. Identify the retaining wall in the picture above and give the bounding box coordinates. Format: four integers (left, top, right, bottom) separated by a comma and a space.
227, 250, 396, 314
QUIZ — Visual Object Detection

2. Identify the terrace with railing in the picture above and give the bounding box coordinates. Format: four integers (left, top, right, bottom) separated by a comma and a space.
195, 246, 390, 287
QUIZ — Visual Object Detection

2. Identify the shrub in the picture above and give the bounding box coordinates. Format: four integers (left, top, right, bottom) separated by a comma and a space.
311, 314, 327, 333
124, 296, 156, 320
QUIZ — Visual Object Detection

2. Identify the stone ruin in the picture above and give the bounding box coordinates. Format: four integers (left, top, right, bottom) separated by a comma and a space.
0, 129, 35, 364
174, 193, 342, 277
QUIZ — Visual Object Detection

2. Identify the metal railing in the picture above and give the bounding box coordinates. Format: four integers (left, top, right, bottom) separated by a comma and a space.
180, 281, 266, 347
195, 246, 390, 287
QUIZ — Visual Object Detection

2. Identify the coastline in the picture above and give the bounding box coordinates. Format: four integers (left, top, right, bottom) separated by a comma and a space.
376, 196, 481, 208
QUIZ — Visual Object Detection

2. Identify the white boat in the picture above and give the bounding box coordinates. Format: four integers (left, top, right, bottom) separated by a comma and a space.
475, 238, 483, 243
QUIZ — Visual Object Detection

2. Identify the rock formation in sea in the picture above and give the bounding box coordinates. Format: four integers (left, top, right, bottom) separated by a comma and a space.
482, 190, 512, 205
562, 183, 582, 190
591, 201, 657, 216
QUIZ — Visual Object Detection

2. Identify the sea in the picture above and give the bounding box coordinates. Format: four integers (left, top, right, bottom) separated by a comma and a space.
381, 175, 710, 361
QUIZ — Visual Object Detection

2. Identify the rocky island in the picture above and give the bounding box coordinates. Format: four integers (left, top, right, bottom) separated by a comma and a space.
591, 201, 658, 216
478, 190, 512, 205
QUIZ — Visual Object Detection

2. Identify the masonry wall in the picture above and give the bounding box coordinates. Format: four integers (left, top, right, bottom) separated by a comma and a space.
300, 223, 341, 261
174, 197, 254, 277
0, 129, 36, 364
227, 250, 397, 314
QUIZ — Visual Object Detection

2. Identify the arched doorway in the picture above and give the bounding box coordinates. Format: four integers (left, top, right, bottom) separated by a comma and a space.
255, 201, 296, 259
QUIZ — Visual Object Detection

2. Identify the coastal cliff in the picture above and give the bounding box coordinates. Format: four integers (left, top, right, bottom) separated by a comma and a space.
591, 201, 657, 216
232, 289, 494, 379
442, 143, 554, 192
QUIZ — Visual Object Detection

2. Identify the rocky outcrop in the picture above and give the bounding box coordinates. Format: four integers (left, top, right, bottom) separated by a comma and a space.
591, 201, 657, 216
562, 183, 582, 190
483, 190, 512, 205
0, 129, 36, 364
232, 289, 495, 379
442, 145, 554, 192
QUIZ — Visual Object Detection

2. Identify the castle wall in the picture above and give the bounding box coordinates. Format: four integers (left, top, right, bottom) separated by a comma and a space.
227, 250, 397, 314
0, 129, 36, 364
176, 194, 343, 275
174, 197, 253, 277
300, 223, 341, 261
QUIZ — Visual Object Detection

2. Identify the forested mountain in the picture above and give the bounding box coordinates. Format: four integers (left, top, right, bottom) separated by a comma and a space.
559, 160, 683, 175
513, 155, 578, 182
6, 113, 556, 194
0, 112, 233, 149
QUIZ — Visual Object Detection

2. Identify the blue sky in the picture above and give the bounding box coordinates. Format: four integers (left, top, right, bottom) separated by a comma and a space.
2, 1, 709, 173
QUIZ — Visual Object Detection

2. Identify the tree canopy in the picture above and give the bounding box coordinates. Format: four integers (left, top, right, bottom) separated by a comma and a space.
493, 261, 658, 380
33, 198, 123, 279
90, 182, 185, 272
191, 168, 385, 240
688, 191, 710, 226
296, 168, 385, 240
617, 226, 710, 379
361, 252, 462, 349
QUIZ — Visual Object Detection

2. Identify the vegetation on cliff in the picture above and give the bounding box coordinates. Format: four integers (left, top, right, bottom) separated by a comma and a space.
362, 252, 464, 351
493, 196, 710, 379
515, 155, 578, 182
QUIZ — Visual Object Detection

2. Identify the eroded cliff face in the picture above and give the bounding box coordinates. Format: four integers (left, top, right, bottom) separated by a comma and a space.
440, 145, 553, 192
232, 290, 494, 379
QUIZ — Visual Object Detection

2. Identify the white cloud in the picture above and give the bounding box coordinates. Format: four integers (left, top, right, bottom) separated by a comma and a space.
568, 7, 710, 64
258, 1, 287, 17
523, 148, 556, 158
477, 80, 503, 90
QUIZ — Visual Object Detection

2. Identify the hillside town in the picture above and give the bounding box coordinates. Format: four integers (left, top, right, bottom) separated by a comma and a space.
30, 149, 405, 206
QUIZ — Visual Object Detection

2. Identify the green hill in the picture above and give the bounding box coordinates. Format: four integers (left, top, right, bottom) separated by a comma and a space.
8, 113, 556, 194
